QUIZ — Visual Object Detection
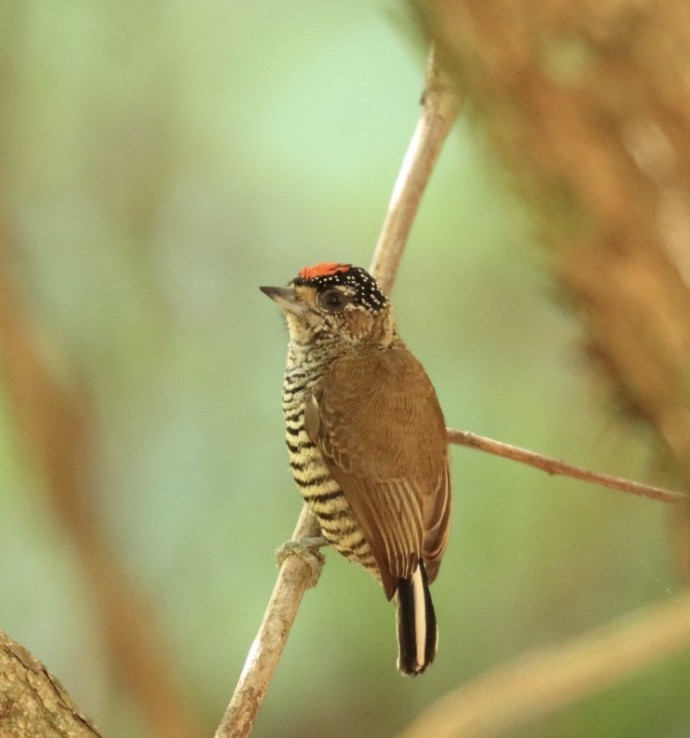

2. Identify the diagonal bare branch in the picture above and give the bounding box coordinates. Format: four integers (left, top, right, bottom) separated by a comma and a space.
213, 505, 322, 738
370, 46, 462, 295
213, 48, 462, 738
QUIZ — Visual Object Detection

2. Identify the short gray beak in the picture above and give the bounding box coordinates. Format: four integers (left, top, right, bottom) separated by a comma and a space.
259, 286, 309, 317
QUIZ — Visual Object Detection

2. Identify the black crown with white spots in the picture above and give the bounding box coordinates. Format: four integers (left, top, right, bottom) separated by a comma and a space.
293, 263, 389, 312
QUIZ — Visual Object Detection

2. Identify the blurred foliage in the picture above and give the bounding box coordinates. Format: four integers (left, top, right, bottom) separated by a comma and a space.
0, 1, 687, 737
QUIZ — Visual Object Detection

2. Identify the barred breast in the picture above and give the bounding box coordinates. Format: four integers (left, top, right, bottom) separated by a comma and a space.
282, 363, 379, 578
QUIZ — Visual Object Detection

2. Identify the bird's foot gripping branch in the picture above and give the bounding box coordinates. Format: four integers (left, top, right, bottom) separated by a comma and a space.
275, 536, 327, 588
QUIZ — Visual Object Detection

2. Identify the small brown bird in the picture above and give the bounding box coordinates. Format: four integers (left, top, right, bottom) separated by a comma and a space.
261, 263, 451, 675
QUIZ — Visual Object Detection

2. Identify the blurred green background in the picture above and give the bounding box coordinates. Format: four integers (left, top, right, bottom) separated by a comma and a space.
0, 2, 687, 737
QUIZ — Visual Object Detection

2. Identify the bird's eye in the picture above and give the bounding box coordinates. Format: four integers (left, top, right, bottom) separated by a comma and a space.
319, 288, 348, 312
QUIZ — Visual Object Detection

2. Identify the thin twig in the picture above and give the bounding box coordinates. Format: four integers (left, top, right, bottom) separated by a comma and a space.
397, 590, 690, 738
447, 428, 686, 504
214, 48, 462, 738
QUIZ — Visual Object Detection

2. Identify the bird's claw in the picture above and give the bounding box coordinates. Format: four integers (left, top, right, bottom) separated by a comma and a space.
276, 536, 328, 588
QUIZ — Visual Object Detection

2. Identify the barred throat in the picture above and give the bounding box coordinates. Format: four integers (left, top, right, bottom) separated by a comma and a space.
282, 357, 378, 578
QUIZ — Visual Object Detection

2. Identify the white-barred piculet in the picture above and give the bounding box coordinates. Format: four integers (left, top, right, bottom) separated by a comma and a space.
261, 262, 451, 675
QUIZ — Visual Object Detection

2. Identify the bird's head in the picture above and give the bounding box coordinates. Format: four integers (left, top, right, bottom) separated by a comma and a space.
260, 263, 395, 349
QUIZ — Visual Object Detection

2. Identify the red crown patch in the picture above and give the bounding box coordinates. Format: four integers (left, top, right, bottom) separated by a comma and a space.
297, 262, 351, 281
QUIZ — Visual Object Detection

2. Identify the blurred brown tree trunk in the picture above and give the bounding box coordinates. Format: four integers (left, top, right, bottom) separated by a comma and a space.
0, 241, 203, 737
417, 0, 690, 565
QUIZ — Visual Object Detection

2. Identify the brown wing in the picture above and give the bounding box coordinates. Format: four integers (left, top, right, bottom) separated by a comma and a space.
305, 345, 451, 600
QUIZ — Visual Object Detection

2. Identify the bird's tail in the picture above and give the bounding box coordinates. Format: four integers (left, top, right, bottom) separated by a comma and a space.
395, 563, 437, 676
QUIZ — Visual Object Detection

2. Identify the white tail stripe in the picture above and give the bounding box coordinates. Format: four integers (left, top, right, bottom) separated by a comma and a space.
412, 566, 426, 669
